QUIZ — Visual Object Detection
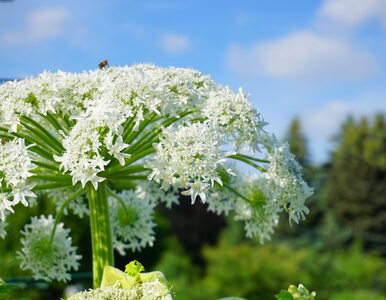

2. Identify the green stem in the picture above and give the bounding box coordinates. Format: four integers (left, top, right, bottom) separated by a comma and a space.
232, 153, 269, 164
106, 187, 130, 219
228, 155, 267, 172
223, 183, 252, 204
86, 182, 114, 288
48, 188, 84, 244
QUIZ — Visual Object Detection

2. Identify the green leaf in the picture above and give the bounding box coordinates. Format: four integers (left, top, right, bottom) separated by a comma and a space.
275, 290, 294, 300
0, 279, 17, 297
100, 266, 137, 290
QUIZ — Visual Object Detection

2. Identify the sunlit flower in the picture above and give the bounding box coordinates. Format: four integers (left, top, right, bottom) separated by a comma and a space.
147, 122, 226, 203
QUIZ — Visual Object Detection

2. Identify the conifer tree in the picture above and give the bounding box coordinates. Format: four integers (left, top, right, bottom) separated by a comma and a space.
324, 114, 386, 253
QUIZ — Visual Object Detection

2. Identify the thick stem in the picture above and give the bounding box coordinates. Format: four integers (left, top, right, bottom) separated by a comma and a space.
86, 182, 114, 288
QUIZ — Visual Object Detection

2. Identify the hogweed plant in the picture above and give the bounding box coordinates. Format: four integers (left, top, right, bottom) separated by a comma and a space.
0, 64, 313, 293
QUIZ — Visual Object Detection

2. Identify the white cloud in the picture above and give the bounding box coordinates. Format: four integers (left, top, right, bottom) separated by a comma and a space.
227, 31, 378, 81
160, 33, 191, 54
319, 0, 386, 27
302, 101, 350, 138
1, 7, 70, 45
301, 96, 386, 162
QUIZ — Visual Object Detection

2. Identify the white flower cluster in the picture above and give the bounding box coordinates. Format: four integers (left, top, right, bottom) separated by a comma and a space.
17, 215, 81, 282
147, 122, 228, 203
0, 138, 36, 221
206, 139, 313, 243
69, 280, 172, 300
262, 139, 313, 224
109, 190, 156, 255
0, 65, 266, 198
202, 87, 266, 152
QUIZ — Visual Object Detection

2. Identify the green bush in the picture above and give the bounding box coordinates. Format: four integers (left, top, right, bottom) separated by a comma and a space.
200, 240, 310, 300
330, 290, 386, 300
160, 223, 386, 300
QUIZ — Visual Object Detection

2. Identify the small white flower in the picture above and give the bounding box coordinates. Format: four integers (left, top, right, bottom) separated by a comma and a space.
105, 133, 131, 166
0, 193, 13, 221
17, 215, 81, 282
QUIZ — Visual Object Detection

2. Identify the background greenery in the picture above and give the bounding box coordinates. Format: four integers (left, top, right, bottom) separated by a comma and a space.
1, 114, 385, 300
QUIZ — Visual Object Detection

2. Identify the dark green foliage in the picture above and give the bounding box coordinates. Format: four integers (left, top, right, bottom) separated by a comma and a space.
323, 114, 386, 253
285, 117, 309, 167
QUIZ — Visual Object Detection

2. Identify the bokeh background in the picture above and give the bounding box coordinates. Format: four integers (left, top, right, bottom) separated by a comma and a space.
0, 1, 385, 299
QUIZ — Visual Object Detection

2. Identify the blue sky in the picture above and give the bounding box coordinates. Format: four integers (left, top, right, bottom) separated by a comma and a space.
1, 0, 385, 163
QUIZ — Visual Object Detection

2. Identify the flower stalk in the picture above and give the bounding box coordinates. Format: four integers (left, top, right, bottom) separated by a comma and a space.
86, 182, 114, 288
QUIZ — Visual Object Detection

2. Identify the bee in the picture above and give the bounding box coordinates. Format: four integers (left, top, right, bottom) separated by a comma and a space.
98, 59, 109, 69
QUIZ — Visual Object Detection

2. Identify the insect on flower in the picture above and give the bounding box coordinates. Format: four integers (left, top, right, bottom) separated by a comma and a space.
1, 138, 9, 145
98, 59, 109, 69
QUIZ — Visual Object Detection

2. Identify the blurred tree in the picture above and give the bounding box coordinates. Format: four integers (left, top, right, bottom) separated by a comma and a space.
285, 117, 309, 167
322, 114, 386, 254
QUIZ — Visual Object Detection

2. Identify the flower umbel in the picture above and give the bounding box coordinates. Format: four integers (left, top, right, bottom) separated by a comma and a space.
17, 215, 81, 282
0, 64, 313, 286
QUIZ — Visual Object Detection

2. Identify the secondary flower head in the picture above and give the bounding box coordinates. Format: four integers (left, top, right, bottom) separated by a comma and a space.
17, 215, 81, 282
262, 137, 313, 224
109, 190, 156, 255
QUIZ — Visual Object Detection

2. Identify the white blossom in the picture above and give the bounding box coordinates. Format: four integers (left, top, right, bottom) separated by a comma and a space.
147, 122, 226, 204
202, 87, 267, 152
105, 133, 131, 166
0, 138, 36, 220
262, 138, 313, 224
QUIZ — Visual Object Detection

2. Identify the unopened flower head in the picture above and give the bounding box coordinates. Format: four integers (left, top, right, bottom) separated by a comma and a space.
17, 215, 81, 282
